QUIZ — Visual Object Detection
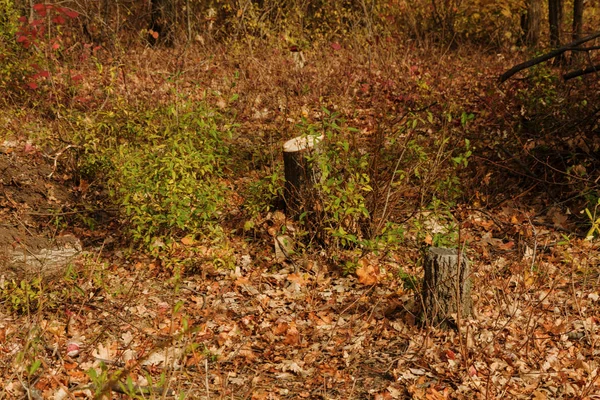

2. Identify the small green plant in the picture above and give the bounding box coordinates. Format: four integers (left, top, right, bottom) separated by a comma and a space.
244, 168, 284, 217
368, 221, 405, 252
412, 197, 458, 248
1, 277, 43, 314
26, 359, 42, 376
341, 256, 359, 276
451, 138, 472, 167
398, 270, 419, 291
584, 198, 600, 240
86, 362, 110, 397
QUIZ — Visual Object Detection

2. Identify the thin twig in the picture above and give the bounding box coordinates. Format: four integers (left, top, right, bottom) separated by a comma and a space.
527, 216, 538, 271
375, 131, 413, 236
326, 285, 376, 346
204, 358, 210, 399
45, 144, 79, 178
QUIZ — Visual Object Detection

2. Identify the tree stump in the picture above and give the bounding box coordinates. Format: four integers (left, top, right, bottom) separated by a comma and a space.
421, 247, 472, 328
283, 135, 323, 219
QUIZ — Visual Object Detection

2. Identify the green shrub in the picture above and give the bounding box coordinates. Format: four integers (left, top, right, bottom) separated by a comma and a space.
1, 277, 43, 314
0, 0, 22, 92
298, 109, 372, 249
75, 102, 232, 247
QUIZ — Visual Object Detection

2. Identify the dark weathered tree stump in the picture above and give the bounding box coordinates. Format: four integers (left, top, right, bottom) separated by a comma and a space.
421, 247, 472, 328
283, 135, 322, 219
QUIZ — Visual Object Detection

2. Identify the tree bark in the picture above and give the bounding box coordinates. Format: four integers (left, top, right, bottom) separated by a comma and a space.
548, 0, 562, 47
521, 0, 541, 46
573, 0, 584, 41
283, 135, 323, 219
421, 247, 472, 329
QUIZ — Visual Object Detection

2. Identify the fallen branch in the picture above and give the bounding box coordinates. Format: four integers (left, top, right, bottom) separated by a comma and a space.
499, 31, 600, 83
563, 63, 600, 80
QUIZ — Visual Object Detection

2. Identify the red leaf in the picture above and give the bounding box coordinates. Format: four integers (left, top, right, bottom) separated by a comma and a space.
38, 70, 50, 78
51, 42, 60, 50
71, 74, 83, 82
33, 3, 47, 16
24, 142, 35, 153
62, 8, 79, 19
27, 82, 38, 90
52, 15, 66, 25
18, 16, 27, 23
330, 42, 342, 51
31, 19, 43, 27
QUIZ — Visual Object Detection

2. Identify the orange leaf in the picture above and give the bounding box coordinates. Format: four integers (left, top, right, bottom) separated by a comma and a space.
63, 362, 78, 370
424, 233, 433, 245
273, 322, 288, 336
356, 258, 380, 285
66, 369, 88, 380
181, 235, 195, 245
235, 276, 251, 286
287, 273, 306, 286
283, 321, 300, 345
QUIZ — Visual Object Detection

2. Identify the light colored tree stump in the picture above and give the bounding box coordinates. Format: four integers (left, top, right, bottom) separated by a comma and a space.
283, 135, 323, 219
421, 247, 473, 328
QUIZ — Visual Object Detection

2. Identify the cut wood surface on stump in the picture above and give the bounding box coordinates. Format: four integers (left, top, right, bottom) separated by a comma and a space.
283, 135, 323, 219
421, 247, 473, 329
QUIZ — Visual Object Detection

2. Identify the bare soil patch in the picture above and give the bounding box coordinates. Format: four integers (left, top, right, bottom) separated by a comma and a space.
0, 142, 81, 278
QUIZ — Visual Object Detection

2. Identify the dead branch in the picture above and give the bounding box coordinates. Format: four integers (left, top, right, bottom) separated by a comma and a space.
563, 63, 600, 80
499, 31, 600, 83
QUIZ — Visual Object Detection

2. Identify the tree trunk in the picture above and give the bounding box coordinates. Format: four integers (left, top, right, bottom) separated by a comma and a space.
283, 135, 323, 219
521, 0, 541, 46
548, 0, 562, 47
572, 0, 583, 41
421, 247, 472, 329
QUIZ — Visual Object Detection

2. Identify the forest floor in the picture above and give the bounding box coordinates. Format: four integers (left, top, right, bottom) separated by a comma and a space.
1, 41, 599, 399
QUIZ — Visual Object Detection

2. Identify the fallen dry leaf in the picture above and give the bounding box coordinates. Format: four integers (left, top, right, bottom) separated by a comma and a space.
356, 258, 380, 285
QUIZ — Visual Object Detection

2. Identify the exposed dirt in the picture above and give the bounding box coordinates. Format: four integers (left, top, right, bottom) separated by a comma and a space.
0, 141, 81, 277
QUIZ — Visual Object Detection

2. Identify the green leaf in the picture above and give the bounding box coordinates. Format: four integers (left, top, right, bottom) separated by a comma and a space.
28, 360, 41, 375
174, 300, 184, 313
